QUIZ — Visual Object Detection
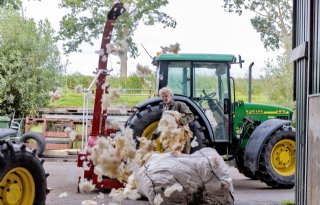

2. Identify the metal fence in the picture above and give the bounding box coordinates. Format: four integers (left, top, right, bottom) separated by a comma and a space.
121, 88, 156, 98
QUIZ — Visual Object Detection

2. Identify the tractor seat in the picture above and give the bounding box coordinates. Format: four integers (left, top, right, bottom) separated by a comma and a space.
0, 128, 17, 139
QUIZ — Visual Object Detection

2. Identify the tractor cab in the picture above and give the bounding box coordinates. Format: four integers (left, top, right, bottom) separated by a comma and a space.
155, 53, 237, 143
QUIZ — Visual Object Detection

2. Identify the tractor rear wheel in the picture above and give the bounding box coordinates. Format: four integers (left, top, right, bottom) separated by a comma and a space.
258, 126, 296, 189
0, 141, 49, 204
126, 104, 206, 153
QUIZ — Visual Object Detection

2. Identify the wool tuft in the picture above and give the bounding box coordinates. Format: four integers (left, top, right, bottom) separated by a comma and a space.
164, 183, 183, 197
79, 179, 95, 192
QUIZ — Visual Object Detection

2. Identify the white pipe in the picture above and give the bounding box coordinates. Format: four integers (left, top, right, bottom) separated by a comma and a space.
88, 70, 103, 91
81, 90, 86, 149
85, 96, 89, 145
81, 70, 103, 149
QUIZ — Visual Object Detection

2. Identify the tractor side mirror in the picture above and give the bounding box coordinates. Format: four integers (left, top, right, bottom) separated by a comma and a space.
224, 98, 230, 114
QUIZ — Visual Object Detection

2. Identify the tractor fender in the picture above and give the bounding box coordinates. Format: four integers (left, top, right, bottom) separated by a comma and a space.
244, 119, 291, 172
127, 95, 214, 143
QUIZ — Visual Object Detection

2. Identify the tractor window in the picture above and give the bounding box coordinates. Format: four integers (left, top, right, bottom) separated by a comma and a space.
167, 62, 191, 97
193, 63, 228, 100
194, 63, 229, 141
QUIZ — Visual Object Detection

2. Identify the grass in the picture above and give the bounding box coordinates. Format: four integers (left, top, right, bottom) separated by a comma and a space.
235, 93, 269, 104
51, 89, 283, 109
52, 90, 155, 108
54, 92, 84, 107
280, 200, 295, 205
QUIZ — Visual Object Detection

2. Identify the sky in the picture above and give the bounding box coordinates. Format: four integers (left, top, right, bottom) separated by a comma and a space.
22, 0, 279, 78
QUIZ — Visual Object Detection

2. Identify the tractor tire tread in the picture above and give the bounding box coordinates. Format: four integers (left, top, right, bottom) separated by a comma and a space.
0, 142, 48, 204
258, 126, 295, 189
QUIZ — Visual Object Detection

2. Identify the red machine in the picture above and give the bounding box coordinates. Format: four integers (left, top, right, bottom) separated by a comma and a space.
77, 2, 125, 190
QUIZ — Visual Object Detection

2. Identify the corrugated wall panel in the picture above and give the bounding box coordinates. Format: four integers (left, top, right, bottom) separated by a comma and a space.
312, 0, 320, 94
293, 0, 310, 205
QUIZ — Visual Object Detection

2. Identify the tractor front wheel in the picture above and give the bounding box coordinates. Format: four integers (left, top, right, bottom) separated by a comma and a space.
235, 150, 258, 180
258, 126, 296, 189
0, 141, 49, 204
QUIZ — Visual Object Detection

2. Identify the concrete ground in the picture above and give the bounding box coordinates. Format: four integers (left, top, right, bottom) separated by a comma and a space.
43, 153, 294, 205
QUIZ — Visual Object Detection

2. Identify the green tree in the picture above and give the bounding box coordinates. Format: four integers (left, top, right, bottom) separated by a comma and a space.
0, 0, 22, 9
223, 0, 294, 106
223, 0, 292, 53
59, 0, 176, 78
262, 56, 294, 108
62, 72, 94, 89
0, 9, 65, 116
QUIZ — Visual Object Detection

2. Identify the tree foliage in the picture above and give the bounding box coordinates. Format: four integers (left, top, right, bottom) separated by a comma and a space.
0, 9, 64, 116
59, 0, 176, 54
223, 0, 292, 52
223, 0, 294, 108
261, 55, 294, 108
58, 0, 176, 77
0, 0, 22, 9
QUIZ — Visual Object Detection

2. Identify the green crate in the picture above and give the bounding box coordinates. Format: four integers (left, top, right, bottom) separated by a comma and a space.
0, 116, 10, 129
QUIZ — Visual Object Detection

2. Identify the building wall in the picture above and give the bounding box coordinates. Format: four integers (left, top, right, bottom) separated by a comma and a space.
292, 0, 320, 204
307, 96, 320, 204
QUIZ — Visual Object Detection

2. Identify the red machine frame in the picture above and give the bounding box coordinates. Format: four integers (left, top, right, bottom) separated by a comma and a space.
77, 2, 125, 190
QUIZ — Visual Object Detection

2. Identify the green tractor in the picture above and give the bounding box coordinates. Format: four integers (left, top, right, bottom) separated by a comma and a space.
0, 117, 49, 204
126, 53, 296, 189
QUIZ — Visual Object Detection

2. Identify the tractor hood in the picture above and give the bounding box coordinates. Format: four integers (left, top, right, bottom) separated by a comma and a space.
234, 101, 294, 122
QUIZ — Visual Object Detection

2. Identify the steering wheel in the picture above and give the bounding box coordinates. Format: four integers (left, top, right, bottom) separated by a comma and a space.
201, 89, 224, 116
202, 89, 216, 99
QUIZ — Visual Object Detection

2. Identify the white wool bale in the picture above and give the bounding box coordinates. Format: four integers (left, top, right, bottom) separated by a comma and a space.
134, 148, 234, 205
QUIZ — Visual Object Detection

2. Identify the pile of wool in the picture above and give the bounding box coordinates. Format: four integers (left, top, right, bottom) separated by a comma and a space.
101, 87, 121, 110
136, 64, 153, 87
109, 173, 141, 204
74, 84, 83, 93
64, 127, 77, 141
105, 40, 127, 61
136, 64, 152, 77
157, 110, 193, 152
49, 87, 63, 103
134, 137, 155, 167
78, 178, 95, 192
90, 128, 136, 183
160, 43, 180, 54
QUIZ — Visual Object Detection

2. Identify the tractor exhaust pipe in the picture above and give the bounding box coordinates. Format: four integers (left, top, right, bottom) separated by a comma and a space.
248, 62, 254, 103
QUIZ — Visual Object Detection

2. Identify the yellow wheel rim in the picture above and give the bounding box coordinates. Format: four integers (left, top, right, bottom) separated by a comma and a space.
141, 121, 164, 152
24, 139, 39, 150
271, 139, 295, 176
0, 167, 35, 205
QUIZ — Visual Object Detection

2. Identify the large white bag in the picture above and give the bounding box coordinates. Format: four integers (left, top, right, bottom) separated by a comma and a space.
134, 148, 234, 205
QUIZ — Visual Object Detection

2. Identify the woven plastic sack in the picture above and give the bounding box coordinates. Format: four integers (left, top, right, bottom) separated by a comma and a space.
134, 148, 234, 205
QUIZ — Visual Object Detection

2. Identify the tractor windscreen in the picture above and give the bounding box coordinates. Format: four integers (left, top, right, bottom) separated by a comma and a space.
165, 61, 230, 141
165, 61, 228, 99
